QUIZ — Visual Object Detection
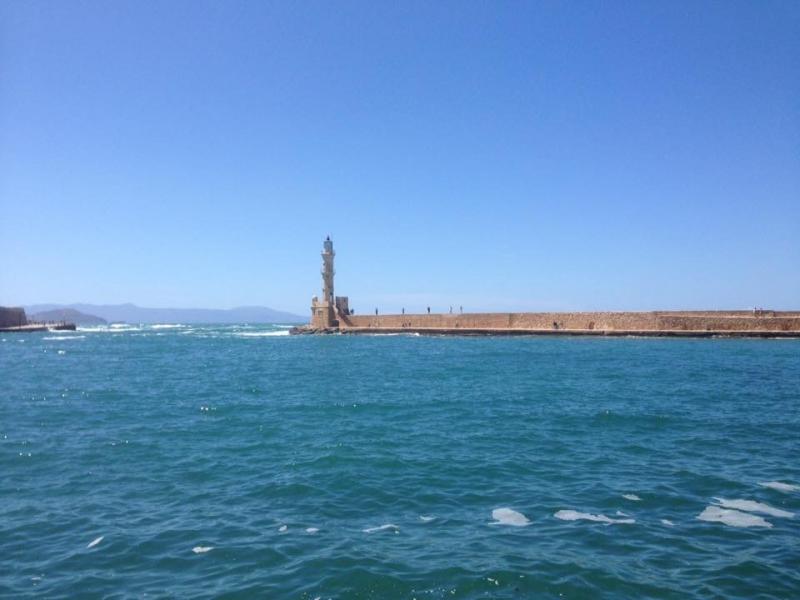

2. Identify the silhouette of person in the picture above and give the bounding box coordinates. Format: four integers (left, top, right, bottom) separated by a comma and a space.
427, 306, 431, 314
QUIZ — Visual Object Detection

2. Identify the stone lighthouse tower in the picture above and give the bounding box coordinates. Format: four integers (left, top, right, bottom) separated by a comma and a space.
311, 236, 337, 329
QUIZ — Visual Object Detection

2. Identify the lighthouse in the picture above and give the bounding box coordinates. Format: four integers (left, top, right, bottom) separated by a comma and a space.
321, 236, 335, 306
310, 236, 348, 329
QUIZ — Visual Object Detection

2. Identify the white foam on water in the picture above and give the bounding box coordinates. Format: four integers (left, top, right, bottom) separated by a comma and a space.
554, 510, 635, 524
278, 525, 288, 532
713, 498, 793, 518
305, 527, 319, 534
192, 546, 213, 554
616, 510, 631, 517
57, 350, 66, 355
87, 536, 104, 548
235, 331, 290, 337
489, 508, 531, 527
101, 324, 141, 332
419, 515, 435, 522
43, 336, 85, 341
150, 324, 185, 329
363, 523, 399, 533
661, 519, 675, 527
759, 481, 800, 493
622, 494, 642, 501
697, 505, 772, 528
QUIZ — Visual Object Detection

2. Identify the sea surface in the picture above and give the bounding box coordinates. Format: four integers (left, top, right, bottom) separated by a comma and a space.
1, 324, 799, 599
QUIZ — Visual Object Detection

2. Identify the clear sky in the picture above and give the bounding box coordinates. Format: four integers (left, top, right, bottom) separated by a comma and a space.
1, 1, 798, 315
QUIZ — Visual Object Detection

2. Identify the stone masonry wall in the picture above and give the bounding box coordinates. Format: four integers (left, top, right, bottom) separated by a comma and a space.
339, 311, 800, 332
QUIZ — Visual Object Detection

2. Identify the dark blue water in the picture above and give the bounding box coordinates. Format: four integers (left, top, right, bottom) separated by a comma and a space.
2, 325, 799, 598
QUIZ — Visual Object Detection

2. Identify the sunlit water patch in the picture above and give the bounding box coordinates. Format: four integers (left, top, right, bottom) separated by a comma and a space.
759, 481, 799, 493
697, 505, 773, 528
554, 510, 635, 525
489, 507, 531, 527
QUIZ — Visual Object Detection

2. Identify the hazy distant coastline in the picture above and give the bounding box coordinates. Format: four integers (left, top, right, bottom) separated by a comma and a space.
24, 303, 304, 324
30, 308, 107, 326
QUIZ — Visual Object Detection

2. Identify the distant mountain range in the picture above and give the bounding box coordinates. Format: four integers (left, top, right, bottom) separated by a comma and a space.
30, 308, 108, 325
24, 303, 305, 324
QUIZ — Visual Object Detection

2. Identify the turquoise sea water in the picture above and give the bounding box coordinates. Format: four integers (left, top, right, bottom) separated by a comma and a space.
1, 325, 799, 599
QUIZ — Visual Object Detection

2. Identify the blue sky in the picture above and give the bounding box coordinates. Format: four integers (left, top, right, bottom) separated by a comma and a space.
1, 1, 798, 314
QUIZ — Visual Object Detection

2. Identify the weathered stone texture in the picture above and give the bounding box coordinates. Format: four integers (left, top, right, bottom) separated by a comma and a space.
339, 311, 800, 334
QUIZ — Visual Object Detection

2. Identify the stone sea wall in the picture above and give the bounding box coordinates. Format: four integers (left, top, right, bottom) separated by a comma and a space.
338, 311, 800, 333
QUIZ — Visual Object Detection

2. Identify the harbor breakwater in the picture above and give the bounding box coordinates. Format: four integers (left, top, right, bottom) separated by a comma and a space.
297, 238, 800, 337
328, 311, 800, 337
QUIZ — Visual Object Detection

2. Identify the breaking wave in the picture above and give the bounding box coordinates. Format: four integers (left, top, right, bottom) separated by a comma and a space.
554, 510, 635, 525
697, 506, 772, 528
234, 330, 290, 337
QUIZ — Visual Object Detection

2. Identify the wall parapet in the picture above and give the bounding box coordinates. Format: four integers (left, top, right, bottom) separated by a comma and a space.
338, 311, 800, 335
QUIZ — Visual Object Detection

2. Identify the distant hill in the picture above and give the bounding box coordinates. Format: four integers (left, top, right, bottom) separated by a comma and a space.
24, 303, 305, 324
31, 308, 107, 325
